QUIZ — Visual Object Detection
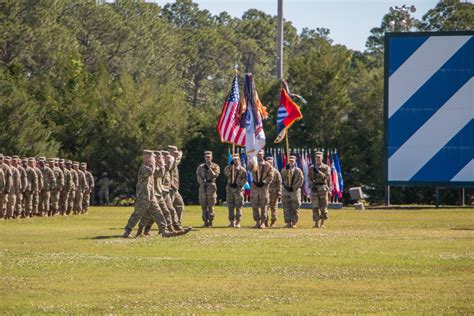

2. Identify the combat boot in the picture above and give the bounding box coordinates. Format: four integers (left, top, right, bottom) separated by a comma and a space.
201, 221, 209, 228
227, 221, 235, 228
284, 222, 292, 228
234, 220, 241, 228
208, 220, 213, 228
143, 225, 152, 236
259, 221, 266, 229
253, 220, 260, 228
265, 219, 269, 227
135, 225, 145, 237
122, 229, 132, 238
320, 219, 326, 228
291, 223, 297, 228
270, 219, 276, 227
313, 220, 320, 228
161, 230, 178, 238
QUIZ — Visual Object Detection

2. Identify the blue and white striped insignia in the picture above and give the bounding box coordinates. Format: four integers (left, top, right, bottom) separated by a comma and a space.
387, 33, 474, 184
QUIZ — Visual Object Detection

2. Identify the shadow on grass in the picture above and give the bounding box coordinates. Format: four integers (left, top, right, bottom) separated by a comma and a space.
451, 227, 474, 231
89, 235, 124, 239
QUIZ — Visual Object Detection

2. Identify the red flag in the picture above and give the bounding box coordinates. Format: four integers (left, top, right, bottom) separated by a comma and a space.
274, 88, 303, 143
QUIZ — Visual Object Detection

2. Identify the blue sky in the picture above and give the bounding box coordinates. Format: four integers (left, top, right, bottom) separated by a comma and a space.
151, 0, 449, 51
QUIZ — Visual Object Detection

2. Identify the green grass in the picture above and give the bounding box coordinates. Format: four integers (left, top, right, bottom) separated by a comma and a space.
1, 206, 473, 314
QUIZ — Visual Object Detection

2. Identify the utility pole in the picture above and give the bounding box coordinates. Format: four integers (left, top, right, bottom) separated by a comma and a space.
276, 0, 284, 79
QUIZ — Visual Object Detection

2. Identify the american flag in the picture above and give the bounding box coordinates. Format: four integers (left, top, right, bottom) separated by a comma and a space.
217, 75, 246, 146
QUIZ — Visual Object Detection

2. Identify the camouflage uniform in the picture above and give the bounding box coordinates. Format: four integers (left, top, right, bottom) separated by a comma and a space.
0, 156, 13, 218
309, 162, 331, 224
51, 161, 64, 215
68, 166, 78, 214
223, 162, 247, 225
0, 167, 5, 216
40, 163, 56, 216
24, 161, 38, 217
7, 163, 21, 218
196, 157, 220, 226
82, 165, 94, 213
60, 162, 73, 215
33, 165, 43, 216
169, 152, 185, 223
16, 159, 28, 217
267, 165, 282, 225
281, 164, 304, 226
97, 175, 110, 205
124, 153, 170, 236
249, 159, 274, 226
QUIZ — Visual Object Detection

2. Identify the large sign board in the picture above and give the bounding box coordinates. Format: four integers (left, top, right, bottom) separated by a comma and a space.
385, 32, 474, 186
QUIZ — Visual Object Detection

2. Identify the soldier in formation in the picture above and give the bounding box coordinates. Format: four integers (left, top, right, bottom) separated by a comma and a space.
196, 151, 220, 227
0, 153, 94, 220
123, 149, 192, 238
223, 153, 247, 228
281, 155, 304, 228
309, 151, 331, 228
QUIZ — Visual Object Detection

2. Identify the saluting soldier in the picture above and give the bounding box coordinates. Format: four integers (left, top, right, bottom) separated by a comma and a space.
309, 151, 331, 228
49, 158, 64, 216
224, 153, 247, 228
248, 149, 274, 229
0, 154, 13, 219
196, 151, 220, 227
281, 155, 304, 228
80, 162, 94, 214
24, 158, 38, 218
123, 150, 188, 238
266, 156, 282, 228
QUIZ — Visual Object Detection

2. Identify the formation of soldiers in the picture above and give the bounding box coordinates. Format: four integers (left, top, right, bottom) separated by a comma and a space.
198, 149, 331, 229
123, 146, 192, 238
0, 154, 94, 219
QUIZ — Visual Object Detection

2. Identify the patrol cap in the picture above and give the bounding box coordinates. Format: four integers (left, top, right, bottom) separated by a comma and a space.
168, 145, 178, 152
4, 156, 12, 161
65, 160, 72, 164
12, 155, 19, 160
289, 155, 297, 161
22, 157, 28, 163
72, 161, 80, 166
47, 158, 55, 163
80, 162, 87, 167
143, 149, 155, 156
0, 153, 3, 159
232, 153, 240, 159
161, 150, 170, 156
265, 156, 274, 162
38, 156, 46, 162
204, 151, 213, 156
314, 151, 323, 157
59, 159, 65, 163
28, 157, 36, 162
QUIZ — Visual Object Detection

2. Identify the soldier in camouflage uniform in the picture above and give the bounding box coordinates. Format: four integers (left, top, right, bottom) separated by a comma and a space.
73, 161, 88, 214
38, 157, 56, 217
123, 150, 188, 238
168, 145, 185, 223
196, 151, 220, 227
14, 156, 27, 218
309, 151, 331, 228
33, 158, 43, 217
24, 158, 38, 218
223, 153, 247, 228
161, 152, 182, 226
248, 149, 274, 229
0, 164, 4, 217
0, 154, 13, 219
4, 156, 20, 219
59, 160, 72, 215
281, 155, 304, 228
97, 173, 110, 206
48, 158, 64, 216
66, 160, 77, 215
80, 162, 94, 214
266, 157, 282, 228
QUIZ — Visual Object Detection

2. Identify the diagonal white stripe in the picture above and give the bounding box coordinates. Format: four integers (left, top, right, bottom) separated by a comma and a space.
388, 78, 474, 181
451, 159, 474, 182
388, 35, 470, 118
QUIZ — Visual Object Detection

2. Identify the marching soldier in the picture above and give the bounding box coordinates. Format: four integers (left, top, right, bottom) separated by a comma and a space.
49, 158, 64, 216
196, 151, 220, 227
161, 152, 182, 227
59, 159, 72, 215
223, 153, 247, 228
280, 155, 304, 228
73, 161, 88, 214
80, 162, 94, 214
123, 150, 187, 238
39, 157, 56, 217
168, 145, 185, 223
33, 158, 43, 216
66, 160, 77, 215
24, 158, 38, 218
0, 164, 4, 217
97, 173, 110, 206
266, 156, 282, 228
0, 154, 13, 219
4, 156, 20, 219
309, 151, 331, 228
248, 149, 274, 229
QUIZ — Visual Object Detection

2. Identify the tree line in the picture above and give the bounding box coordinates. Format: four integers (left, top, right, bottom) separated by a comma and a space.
1, 0, 472, 204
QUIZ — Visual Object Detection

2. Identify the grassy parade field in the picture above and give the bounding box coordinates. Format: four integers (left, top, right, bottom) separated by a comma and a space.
1, 206, 473, 314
